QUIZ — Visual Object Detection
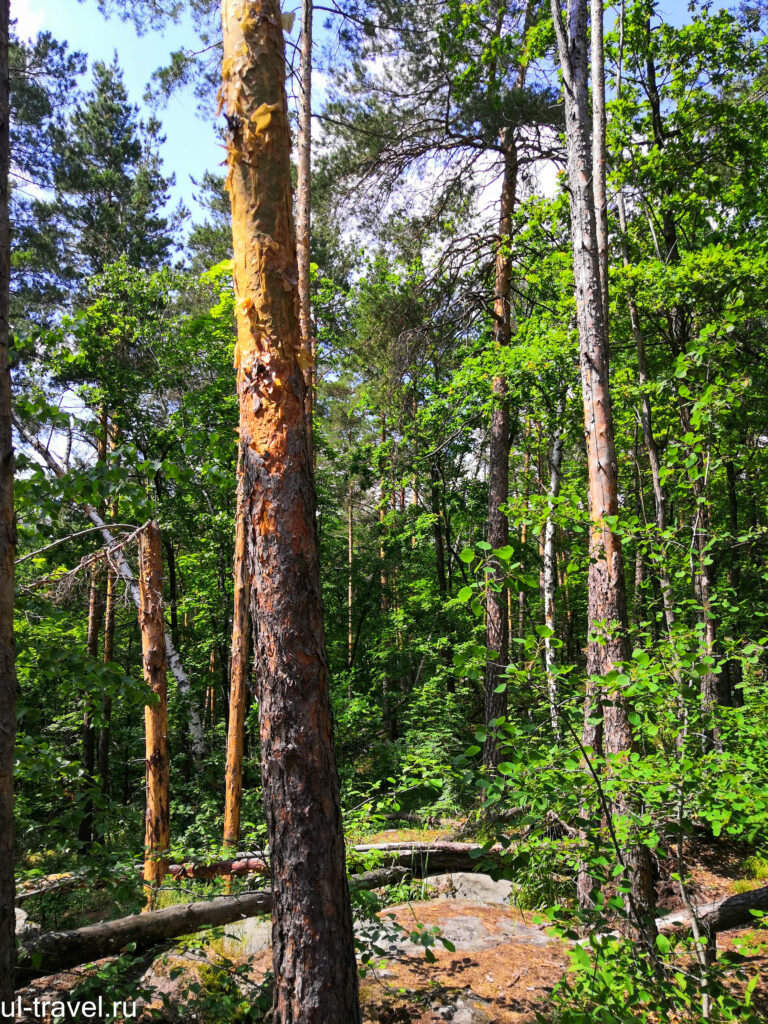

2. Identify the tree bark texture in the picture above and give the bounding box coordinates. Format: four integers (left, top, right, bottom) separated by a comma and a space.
220, 1, 361, 1020
550, 0, 655, 931
223, 456, 250, 848
483, 134, 517, 768
0, 0, 15, 1001
139, 523, 170, 892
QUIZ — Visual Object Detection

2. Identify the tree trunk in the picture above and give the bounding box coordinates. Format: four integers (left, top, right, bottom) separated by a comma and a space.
297, 0, 314, 465
79, 411, 108, 846
347, 483, 355, 669
483, 134, 517, 769
78, 563, 105, 847
550, 0, 655, 934
98, 560, 116, 796
0, 0, 16, 1000
138, 523, 170, 896
429, 457, 447, 596
223, 456, 250, 849
221, 1, 360, 1019
543, 394, 566, 742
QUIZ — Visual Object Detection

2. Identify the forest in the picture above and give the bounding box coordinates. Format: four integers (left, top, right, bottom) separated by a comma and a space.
2, 0, 768, 1019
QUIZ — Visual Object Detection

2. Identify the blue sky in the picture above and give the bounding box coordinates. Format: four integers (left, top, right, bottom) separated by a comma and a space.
12, 0, 242, 221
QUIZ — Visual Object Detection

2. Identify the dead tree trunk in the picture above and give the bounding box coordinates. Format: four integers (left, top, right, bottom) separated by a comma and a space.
223, 456, 250, 849
550, 0, 656, 935
139, 523, 170, 895
0, 0, 16, 1001
221, 0, 361, 1019
483, 134, 517, 768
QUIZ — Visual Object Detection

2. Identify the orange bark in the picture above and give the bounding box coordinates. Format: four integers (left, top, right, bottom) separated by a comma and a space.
223, 458, 250, 849
221, 0, 360, 1018
139, 522, 170, 895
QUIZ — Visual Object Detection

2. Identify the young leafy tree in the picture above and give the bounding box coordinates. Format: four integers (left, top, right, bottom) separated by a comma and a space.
221, 0, 360, 1018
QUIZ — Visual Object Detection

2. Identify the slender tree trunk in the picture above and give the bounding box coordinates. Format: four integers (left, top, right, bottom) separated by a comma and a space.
429, 457, 447, 596
483, 134, 517, 769
223, 456, 250, 849
78, 562, 105, 847
98, 559, 116, 796
221, 1, 360, 1018
0, 0, 16, 999
79, 409, 108, 846
99, 425, 120, 795
347, 483, 354, 668
139, 523, 170, 898
550, 0, 656, 934
297, 0, 314, 465
725, 460, 743, 707
543, 394, 566, 742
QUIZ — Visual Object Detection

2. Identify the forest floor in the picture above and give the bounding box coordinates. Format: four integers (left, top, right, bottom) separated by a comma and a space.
13, 832, 768, 1023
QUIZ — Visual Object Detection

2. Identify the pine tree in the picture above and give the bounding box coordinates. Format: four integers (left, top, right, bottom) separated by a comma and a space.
39, 57, 175, 288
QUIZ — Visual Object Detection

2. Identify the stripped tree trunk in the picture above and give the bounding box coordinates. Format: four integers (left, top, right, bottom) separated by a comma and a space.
483, 133, 517, 769
220, 1, 360, 1018
223, 455, 250, 849
0, 0, 16, 1000
543, 393, 566, 742
139, 523, 170, 897
550, 0, 656, 935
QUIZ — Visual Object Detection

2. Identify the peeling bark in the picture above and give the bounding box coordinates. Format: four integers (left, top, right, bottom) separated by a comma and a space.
221, 1, 360, 1019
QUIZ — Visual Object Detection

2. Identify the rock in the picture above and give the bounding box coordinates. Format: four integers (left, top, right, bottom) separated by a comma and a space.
428, 872, 516, 906
15, 908, 41, 941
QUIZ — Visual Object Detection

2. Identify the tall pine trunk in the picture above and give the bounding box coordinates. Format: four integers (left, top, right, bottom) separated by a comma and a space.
0, 0, 16, 999
550, 0, 656, 934
139, 523, 170, 898
224, 455, 250, 849
221, 1, 360, 1018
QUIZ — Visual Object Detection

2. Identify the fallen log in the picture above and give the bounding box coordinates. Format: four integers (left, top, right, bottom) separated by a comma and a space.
657, 884, 768, 937
17, 891, 272, 983
16, 867, 411, 983
15, 842, 498, 905
349, 841, 504, 874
